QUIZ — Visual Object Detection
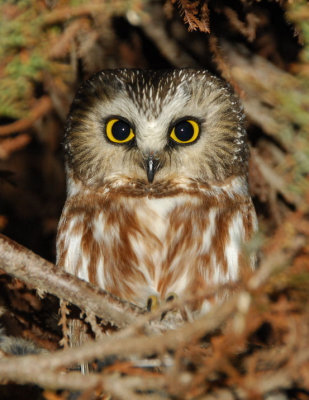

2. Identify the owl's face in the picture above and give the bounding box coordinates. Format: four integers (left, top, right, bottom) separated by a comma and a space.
65, 69, 248, 190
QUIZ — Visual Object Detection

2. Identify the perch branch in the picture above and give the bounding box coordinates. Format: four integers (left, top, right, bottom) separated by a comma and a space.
0, 291, 238, 390
0, 235, 303, 390
0, 237, 304, 389
0, 233, 305, 391
0, 234, 144, 328
0, 368, 166, 394
0, 234, 222, 335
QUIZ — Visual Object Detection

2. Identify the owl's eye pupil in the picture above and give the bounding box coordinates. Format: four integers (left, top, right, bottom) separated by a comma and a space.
170, 119, 199, 144
111, 120, 131, 141
106, 118, 135, 144
174, 121, 194, 142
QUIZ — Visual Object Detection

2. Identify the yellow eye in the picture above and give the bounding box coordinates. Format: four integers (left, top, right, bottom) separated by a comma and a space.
105, 118, 135, 143
170, 119, 200, 144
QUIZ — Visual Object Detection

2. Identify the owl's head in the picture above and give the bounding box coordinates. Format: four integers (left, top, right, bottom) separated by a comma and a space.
65, 69, 248, 192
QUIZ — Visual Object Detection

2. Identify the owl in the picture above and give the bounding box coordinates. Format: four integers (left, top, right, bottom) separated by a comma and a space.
57, 69, 257, 321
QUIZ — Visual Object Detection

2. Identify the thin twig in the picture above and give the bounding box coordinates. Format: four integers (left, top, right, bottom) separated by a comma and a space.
0, 97, 52, 136
42, 4, 109, 25
42, 1, 135, 25
0, 134, 31, 159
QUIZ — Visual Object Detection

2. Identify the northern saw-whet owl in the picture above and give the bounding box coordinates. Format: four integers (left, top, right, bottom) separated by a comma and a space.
57, 69, 257, 320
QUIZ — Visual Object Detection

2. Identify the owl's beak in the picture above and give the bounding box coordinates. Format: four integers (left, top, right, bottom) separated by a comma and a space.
146, 154, 159, 183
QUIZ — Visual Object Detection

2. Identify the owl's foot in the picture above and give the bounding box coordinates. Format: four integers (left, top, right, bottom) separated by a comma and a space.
165, 292, 178, 303
146, 295, 159, 312
160, 292, 178, 320
146, 293, 185, 326
146, 293, 178, 312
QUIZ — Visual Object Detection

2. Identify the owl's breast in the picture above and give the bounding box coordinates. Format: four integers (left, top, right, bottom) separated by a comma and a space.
57, 188, 257, 310
128, 195, 202, 292
134, 195, 197, 243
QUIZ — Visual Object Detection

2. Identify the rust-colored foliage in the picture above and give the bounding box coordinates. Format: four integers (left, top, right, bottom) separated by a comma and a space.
173, 0, 210, 33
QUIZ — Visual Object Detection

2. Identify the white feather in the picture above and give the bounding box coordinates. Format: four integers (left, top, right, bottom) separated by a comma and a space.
224, 211, 245, 281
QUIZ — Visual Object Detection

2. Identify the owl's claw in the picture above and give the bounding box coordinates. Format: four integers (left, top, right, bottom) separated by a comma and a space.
165, 292, 178, 303
146, 293, 178, 313
146, 295, 159, 312
160, 292, 179, 321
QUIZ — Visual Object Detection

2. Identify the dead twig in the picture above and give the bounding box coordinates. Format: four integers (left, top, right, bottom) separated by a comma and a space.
42, 1, 134, 25
42, 4, 109, 25
49, 19, 91, 59
0, 134, 31, 159
221, 8, 259, 42
175, 0, 210, 33
209, 35, 243, 95
0, 97, 52, 136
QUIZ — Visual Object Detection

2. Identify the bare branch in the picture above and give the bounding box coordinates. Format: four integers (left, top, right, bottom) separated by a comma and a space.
42, 4, 111, 25
0, 234, 144, 328
0, 231, 306, 391
0, 292, 238, 389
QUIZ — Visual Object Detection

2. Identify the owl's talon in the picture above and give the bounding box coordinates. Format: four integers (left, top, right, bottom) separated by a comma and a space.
165, 292, 178, 303
160, 293, 179, 321
146, 295, 159, 312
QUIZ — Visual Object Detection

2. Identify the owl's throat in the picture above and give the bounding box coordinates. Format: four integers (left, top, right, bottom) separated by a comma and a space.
100, 177, 210, 199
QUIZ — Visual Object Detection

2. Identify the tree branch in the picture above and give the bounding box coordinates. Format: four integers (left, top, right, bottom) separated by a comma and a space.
0, 234, 144, 328
0, 290, 238, 390
0, 233, 305, 392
